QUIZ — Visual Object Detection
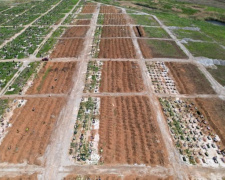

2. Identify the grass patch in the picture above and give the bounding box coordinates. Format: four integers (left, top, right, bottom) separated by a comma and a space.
143, 27, 170, 38
129, 14, 159, 26
185, 42, 225, 60
207, 65, 225, 86
172, 29, 213, 41
5, 62, 40, 95
0, 99, 9, 117
75, 14, 93, 19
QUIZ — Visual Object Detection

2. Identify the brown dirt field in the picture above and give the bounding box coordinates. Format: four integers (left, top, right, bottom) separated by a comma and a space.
195, 98, 225, 149
74, 19, 90, 25
62, 26, 90, 37
98, 38, 137, 59
50, 39, 84, 58
137, 40, 153, 58
100, 5, 122, 13
64, 174, 173, 180
103, 14, 128, 25
81, 5, 96, 13
166, 62, 216, 94
133, 26, 145, 37
0, 97, 66, 165
101, 26, 131, 37
0, 174, 37, 180
27, 62, 77, 94
100, 61, 145, 92
99, 96, 168, 166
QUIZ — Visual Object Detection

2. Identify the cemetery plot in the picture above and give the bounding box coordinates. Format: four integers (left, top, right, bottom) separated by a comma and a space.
99, 96, 168, 165
0, 26, 52, 59
160, 98, 225, 167
98, 38, 136, 59
138, 39, 187, 59
0, 173, 37, 180
69, 97, 101, 164
6, 62, 40, 95
62, 26, 90, 38
102, 14, 128, 25
0, 27, 23, 45
27, 62, 77, 94
146, 62, 178, 94
166, 62, 215, 94
0, 97, 66, 165
100, 5, 122, 13
0, 62, 22, 91
81, 6, 97, 13
101, 26, 131, 37
83, 61, 103, 93
100, 61, 145, 93
74, 19, 91, 25
50, 38, 85, 58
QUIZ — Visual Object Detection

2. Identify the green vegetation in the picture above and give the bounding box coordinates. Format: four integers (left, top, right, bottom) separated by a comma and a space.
207, 65, 225, 86
185, 42, 225, 60
143, 27, 170, 38
97, 14, 104, 25
0, 62, 22, 90
144, 39, 187, 58
0, 99, 9, 117
6, 62, 40, 95
75, 14, 93, 19
62, 14, 76, 25
129, 14, 159, 26
171, 29, 212, 41
0, 27, 23, 45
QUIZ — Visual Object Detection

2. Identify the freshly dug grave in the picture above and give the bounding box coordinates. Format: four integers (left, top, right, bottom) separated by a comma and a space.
195, 98, 225, 148
81, 5, 96, 13
100, 5, 122, 13
101, 26, 131, 37
166, 62, 215, 94
50, 39, 85, 58
99, 96, 168, 166
0, 174, 37, 180
0, 97, 66, 165
133, 26, 146, 37
98, 38, 136, 59
103, 14, 128, 25
64, 174, 173, 180
100, 61, 145, 92
62, 26, 90, 37
27, 62, 77, 94
138, 39, 187, 59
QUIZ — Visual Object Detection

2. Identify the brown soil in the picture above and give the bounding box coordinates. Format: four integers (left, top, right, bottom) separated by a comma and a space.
195, 98, 225, 148
98, 38, 136, 59
137, 39, 153, 58
50, 39, 84, 58
27, 62, 77, 94
99, 96, 168, 166
62, 26, 90, 37
0, 97, 66, 165
166, 62, 216, 94
103, 14, 128, 25
0, 174, 37, 180
100, 5, 122, 13
64, 174, 173, 180
133, 26, 146, 37
81, 5, 96, 13
101, 26, 131, 37
74, 19, 90, 25
100, 61, 145, 92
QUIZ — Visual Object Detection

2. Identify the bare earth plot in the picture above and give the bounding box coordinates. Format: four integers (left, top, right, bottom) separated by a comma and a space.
62, 26, 90, 38
0, 174, 37, 180
99, 96, 168, 166
101, 26, 131, 37
166, 62, 215, 94
27, 62, 77, 94
100, 61, 145, 92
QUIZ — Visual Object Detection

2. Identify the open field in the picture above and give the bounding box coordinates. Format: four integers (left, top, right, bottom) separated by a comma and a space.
207, 65, 225, 86
100, 14, 128, 25
27, 62, 77, 94
50, 39, 85, 58
100, 61, 145, 92
62, 26, 90, 38
0, 174, 37, 180
133, 26, 170, 38
0, 97, 66, 165
129, 14, 159, 26
74, 19, 91, 25
166, 62, 216, 94
99, 96, 168, 165
81, 5, 96, 13
101, 26, 131, 37
98, 38, 136, 58
64, 174, 173, 180
100, 5, 122, 13
138, 39, 187, 59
